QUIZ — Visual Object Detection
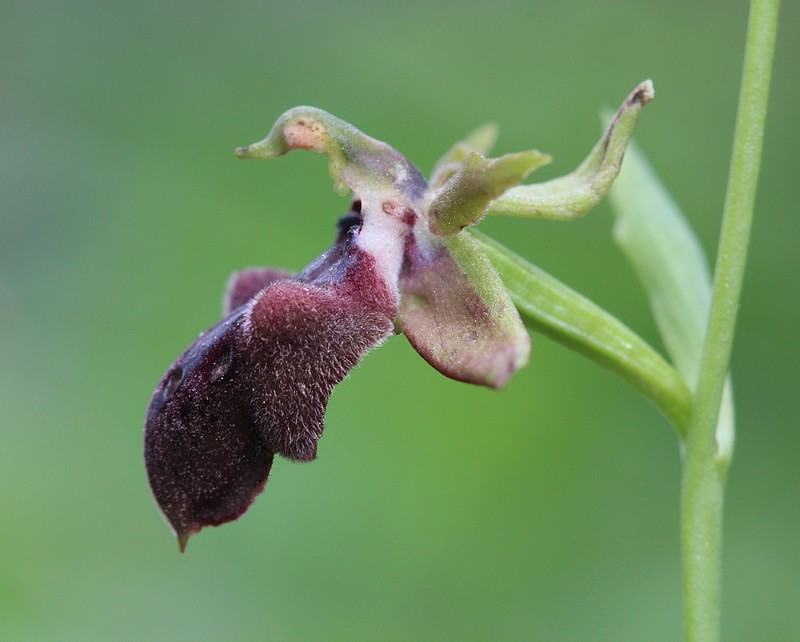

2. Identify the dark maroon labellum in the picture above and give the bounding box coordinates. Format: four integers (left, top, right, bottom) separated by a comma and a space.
144, 209, 398, 550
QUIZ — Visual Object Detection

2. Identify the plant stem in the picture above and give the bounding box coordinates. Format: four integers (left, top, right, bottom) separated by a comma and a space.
681, 0, 780, 640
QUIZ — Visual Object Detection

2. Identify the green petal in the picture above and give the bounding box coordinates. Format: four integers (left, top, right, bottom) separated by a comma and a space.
489, 80, 654, 221
398, 230, 530, 389
428, 150, 551, 236
429, 123, 499, 189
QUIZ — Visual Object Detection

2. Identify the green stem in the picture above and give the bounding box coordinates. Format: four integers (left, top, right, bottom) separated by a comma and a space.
681, 0, 780, 640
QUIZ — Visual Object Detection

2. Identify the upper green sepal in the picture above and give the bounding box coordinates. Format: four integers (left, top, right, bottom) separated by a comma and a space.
236, 106, 426, 200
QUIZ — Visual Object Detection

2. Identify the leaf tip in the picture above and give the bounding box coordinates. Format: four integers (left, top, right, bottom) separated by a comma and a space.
632, 79, 655, 106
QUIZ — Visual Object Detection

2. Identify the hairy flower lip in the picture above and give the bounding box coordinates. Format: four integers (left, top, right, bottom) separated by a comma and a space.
145, 206, 402, 550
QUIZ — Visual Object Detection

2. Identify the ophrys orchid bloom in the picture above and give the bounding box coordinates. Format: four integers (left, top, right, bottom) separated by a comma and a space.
144, 81, 653, 550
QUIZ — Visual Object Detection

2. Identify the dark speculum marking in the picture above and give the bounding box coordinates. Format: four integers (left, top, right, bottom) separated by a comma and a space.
209, 345, 235, 383
163, 367, 183, 399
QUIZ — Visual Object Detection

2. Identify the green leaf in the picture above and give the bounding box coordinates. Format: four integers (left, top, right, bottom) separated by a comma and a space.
608, 138, 734, 455
489, 80, 654, 221
473, 229, 691, 431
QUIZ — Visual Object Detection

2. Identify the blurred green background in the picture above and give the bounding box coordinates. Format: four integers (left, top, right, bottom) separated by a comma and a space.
1, 1, 798, 640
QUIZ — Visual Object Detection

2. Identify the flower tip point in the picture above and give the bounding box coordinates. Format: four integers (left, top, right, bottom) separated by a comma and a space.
177, 532, 190, 553
635, 80, 655, 104
234, 145, 251, 159
234, 137, 284, 160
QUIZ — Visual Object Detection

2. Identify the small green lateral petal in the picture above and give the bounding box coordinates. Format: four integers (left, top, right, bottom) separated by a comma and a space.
398, 231, 530, 389
428, 150, 551, 236
235, 106, 426, 200
489, 80, 654, 221
429, 122, 499, 189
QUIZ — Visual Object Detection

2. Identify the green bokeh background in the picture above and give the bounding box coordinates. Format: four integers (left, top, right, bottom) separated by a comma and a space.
2, 2, 798, 640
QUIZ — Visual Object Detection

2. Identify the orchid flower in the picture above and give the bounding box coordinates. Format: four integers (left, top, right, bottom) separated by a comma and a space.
144, 82, 653, 550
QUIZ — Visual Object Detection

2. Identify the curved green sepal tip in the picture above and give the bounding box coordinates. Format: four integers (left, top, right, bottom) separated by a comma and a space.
235, 106, 426, 199
489, 80, 654, 221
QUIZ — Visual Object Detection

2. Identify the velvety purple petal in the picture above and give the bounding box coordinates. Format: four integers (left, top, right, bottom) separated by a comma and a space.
245, 247, 396, 461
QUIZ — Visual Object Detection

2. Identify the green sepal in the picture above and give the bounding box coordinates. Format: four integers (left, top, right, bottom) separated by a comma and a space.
235, 106, 426, 200
398, 231, 530, 389
608, 138, 734, 454
489, 80, 654, 221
